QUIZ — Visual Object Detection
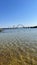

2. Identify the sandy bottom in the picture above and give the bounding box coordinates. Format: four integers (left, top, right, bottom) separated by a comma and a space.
0, 41, 37, 65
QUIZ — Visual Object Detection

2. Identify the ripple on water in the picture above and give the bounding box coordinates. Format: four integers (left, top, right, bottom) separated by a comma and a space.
0, 40, 37, 65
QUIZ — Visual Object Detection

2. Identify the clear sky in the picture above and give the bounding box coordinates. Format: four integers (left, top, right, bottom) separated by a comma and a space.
0, 0, 37, 27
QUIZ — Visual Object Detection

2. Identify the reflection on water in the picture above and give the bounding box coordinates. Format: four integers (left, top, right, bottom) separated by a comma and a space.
0, 28, 37, 65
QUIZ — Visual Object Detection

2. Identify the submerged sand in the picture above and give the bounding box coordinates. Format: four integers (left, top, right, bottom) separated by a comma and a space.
0, 40, 37, 65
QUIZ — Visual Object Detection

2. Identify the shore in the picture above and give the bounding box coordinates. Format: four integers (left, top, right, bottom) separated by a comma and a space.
0, 25, 37, 32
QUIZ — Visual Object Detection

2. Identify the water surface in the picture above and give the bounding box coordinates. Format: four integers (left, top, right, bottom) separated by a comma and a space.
0, 28, 37, 65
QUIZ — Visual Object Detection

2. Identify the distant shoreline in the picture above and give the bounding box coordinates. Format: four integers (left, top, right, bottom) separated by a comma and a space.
0, 26, 37, 32
0, 26, 37, 29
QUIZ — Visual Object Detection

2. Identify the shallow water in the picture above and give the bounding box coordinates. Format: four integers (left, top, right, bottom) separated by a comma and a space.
0, 28, 37, 65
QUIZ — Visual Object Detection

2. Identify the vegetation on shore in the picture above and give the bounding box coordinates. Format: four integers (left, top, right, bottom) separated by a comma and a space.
0, 26, 37, 31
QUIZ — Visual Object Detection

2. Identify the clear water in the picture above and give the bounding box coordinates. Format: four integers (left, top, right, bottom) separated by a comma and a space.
0, 28, 37, 43
0, 28, 37, 65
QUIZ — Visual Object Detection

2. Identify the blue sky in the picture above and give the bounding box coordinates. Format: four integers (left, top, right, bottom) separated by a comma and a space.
0, 0, 37, 27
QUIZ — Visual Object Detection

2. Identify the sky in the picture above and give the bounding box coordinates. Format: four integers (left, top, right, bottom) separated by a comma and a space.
0, 0, 37, 28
